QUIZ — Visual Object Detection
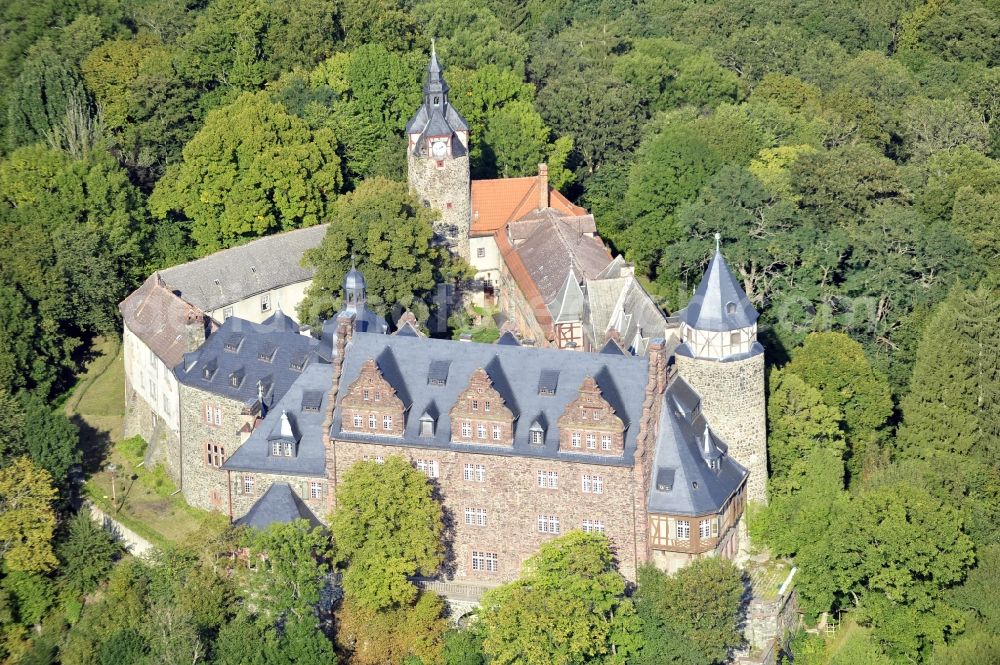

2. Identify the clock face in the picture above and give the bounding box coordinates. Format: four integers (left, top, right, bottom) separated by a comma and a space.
431, 140, 447, 158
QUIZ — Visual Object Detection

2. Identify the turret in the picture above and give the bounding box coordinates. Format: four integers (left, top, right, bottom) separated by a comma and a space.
674, 235, 767, 505
405, 41, 472, 259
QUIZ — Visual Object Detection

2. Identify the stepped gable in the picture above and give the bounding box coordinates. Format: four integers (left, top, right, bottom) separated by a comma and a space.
223, 363, 333, 476
331, 333, 649, 464
119, 273, 209, 367
235, 482, 321, 530
647, 377, 747, 516
158, 225, 327, 314
174, 314, 330, 410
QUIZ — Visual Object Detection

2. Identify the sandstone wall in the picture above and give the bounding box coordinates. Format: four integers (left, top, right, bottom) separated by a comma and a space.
228, 471, 330, 522
330, 441, 643, 583
675, 352, 768, 503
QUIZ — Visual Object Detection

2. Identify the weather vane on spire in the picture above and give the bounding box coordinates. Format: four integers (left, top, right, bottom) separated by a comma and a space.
714, 232, 721, 252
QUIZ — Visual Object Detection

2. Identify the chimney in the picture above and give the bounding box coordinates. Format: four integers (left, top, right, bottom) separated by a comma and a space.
538, 163, 549, 210
184, 308, 206, 352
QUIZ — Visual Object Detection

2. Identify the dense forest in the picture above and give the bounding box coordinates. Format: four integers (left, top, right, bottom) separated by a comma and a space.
0, 0, 998, 663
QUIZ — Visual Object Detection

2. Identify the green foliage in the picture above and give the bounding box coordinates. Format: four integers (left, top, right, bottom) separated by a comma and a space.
244, 519, 332, 620
796, 483, 974, 658
784, 333, 892, 482
897, 284, 1000, 545
0, 457, 58, 573
442, 629, 486, 665
633, 558, 745, 665
16, 393, 81, 502
478, 531, 642, 664
331, 456, 444, 611
57, 511, 120, 596
337, 591, 446, 665
150, 91, 342, 253
299, 178, 458, 324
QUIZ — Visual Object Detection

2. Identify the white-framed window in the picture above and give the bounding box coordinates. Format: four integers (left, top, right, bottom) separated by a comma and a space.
464, 508, 487, 526
310, 482, 323, 499
283, 442, 293, 457
461, 421, 472, 438
375, 391, 382, 401
537, 515, 561, 534
676, 520, 691, 540
415, 459, 439, 478
353, 414, 363, 428
537, 470, 558, 489
243, 475, 255, 495
586, 433, 596, 449
363, 389, 370, 401
530, 429, 544, 445
464, 464, 486, 482
368, 414, 376, 429
582, 474, 604, 494
700, 519, 712, 539
471, 551, 498, 572
476, 247, 486, 258
205, 404, 214, 424
492, 425, 501, 440
474, 423, 484, 439
260, 294, 271, 312
223, 306, 233, 320
149, 382, 157, 402
271, 441, 281, 456
214, 407, 222, 426
484, 400, 491, 412
582, 519, 605, 534
472, 399, 479, 411
383, 415, 392, 430
571, 432, 581, 448
602, 435, 612, 450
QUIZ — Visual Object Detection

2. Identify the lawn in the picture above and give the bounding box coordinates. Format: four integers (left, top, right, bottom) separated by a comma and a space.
67, 336, 211, 547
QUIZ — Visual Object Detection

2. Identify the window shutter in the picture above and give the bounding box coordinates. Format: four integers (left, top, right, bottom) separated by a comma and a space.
667, 517, 677, 542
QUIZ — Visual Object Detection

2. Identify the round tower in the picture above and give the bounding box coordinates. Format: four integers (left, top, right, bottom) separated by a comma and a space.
674, 236, 768, 504
405, 42, 471, 260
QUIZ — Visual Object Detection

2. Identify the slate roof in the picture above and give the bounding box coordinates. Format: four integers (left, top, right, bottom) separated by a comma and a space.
679, 250, 758, 332
550, 270, 585, 324
584, 266, 673, 356
647, 378, 747, 516
405, 48, 469, 155
119, 274, 209, 367
234, 483, 321, 530
175, 314, 330, 410
158, 225, 327, 313
471, 178, 587, 236
224, 363, 332, 476
331, 333, 650, 466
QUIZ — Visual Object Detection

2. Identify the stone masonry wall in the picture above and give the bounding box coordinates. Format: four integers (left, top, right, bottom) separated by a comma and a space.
330, 441, 642, 584
228, 471, 330, 522
178, 383, 253, 512
408, 152, 471, 260
675, 352, 767, 503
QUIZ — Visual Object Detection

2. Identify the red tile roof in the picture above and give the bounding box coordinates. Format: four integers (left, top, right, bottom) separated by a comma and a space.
471, 177, 587, 236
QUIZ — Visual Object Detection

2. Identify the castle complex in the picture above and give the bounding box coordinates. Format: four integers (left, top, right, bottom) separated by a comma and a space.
120, 49, 767, 585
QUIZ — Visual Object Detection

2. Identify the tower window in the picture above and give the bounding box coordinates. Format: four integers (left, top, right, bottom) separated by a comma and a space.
436, 160, 444, 168
726, 301, 737, 315
433, 96, 440, 106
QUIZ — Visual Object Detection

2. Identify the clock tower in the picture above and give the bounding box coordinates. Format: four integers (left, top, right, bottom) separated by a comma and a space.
405, 43, 472, 260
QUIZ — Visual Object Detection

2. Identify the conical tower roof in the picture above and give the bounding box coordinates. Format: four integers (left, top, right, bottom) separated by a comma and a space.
681, 240, 758, 332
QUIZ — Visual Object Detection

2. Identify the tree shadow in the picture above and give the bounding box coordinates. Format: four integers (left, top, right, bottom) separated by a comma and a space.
72, 414, 112, 476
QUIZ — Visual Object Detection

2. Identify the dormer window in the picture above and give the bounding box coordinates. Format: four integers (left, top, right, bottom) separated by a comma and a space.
726, 301, 737, 315
257, 345, 276, 362
201, 358, 218, 381
283, 442, 293, 456
223, 334, 243, 352
301, 391, 322, 413
271, 441, 281, 456
428, 360, 450, 386
656, 468, 675, 492
538, 370, 559, 396
419, 412, 435, 438
289, 355, 306, 372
